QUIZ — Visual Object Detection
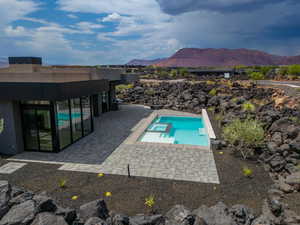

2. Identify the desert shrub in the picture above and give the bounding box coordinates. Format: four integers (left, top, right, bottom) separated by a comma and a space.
116, 84, 134, 92
287, 64, 300, 75
179, 68, 189, 77
277, 66, 288, 76
145, 88, 155, 95
170, 69, 178, 78
206, 80, 216, 85
209, 88, 217, 96
296, 88, 300, 92
242, 101, 256, 112
222, 118, 265, 159
289, 116, 300, 124
207, 106, 215, 112
249, 72, 265, 80
287, 74, 298, 80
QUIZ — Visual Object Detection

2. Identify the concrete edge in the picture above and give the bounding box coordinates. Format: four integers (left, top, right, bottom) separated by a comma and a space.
202, 109, 216, 140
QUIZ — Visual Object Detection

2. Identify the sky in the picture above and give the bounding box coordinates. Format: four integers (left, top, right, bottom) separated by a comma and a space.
0, 0, 300, 65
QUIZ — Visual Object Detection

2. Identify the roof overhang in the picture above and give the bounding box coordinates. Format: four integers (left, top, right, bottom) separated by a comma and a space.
0, 79, 109, 101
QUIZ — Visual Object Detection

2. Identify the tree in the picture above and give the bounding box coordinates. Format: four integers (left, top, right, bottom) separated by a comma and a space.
287, 64, 300, 75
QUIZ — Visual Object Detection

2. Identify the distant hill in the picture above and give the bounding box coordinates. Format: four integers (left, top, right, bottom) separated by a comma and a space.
126, 58, 165, 66
127, 48, 300, 67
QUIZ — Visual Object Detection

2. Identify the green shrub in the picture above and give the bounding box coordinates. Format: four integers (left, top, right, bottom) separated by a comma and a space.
249, 72, 265, 80
222, 118, 265, 159
287, 64, 300, 75
206, 80, 216, 85
116, 84, 134, 92
296, 88, 300, 92
277, 66, 288, 76
209, 88, 217, 96
242, 101, 256, 112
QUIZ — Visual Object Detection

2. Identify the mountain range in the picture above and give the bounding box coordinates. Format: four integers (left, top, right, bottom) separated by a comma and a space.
126, 58, 166, 66
126, 48, 300, 67
0, 57, 8, 67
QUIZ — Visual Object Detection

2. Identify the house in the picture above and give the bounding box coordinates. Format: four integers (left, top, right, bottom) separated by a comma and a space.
0, 57, 123, 155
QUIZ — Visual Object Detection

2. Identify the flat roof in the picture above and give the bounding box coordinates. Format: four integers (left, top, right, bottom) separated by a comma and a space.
0, 80, 109, 101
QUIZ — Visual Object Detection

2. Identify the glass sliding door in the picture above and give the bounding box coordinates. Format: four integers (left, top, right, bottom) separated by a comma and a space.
22, 107, 54, 152
56, 100, 72, 149
23, 109, 39, 151
70, 98, 83, 141
81, 96, 92, 136
37, 109, 53, 151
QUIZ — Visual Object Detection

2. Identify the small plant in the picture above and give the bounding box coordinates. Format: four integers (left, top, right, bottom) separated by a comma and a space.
105, 192, 112, 197
242, 167, 253, 177
296, 88, 300, 92
289, 116, 300, 124
71, 195, 78, 200
242, 101, 256, 112
206, 80, 216, 85
145, 88, 155, 95
58, 179, 67, 189
116, 84, 134, 92
209, 88, 217, 96
98, 173, 104, 177
223, 118, 265, 159
145, 195, 155, 208
214, 113, 224, 127
207, 106, 215, 112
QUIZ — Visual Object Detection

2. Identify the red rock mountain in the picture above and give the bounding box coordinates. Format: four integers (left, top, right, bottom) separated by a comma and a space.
128, 48, 300, 67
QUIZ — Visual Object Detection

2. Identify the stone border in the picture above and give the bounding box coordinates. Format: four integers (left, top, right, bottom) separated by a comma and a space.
124, 109, 213, 150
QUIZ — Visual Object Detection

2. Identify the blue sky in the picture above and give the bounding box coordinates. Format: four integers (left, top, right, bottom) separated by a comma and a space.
0, 0, 300, 65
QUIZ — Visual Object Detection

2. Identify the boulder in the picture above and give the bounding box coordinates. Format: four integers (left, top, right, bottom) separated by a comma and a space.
276, 176, 294, 193
79, 200, 109, 222
271, 132, 283, 146
0, 200, 36, 225
55, 207, 77, 225
130, 214, 164, 225
285, 172, 300, 185
107, 214, 129, 225
0, 181, 11, 220
193, 202, 236, 225
9, 191, 34, 207
229, 205, 255, 225
84, 217, 107, 225
33, 194, 57, 213
286, 125, 300, 139
31, 212, 68, 225
165, 205, 193, 225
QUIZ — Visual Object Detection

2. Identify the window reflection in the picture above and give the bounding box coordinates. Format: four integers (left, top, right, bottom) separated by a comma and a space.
81, 96, 92, 135
70, 98, 82, 141
56, 100, 71, 149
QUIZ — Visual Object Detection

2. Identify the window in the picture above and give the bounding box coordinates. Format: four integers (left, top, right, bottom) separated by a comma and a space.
21, 100, 50, 105
37, 109, 53, 151
56, 100, 71, 149
81, 96, 92, 135
23, 109, 39, 150
70, 98, 82, 141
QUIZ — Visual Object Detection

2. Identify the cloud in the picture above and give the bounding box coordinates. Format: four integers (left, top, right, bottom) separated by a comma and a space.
4, 26, 28, 37
67, 14, 78, 19
102, 13, 122, 22
73, 21, 104, 34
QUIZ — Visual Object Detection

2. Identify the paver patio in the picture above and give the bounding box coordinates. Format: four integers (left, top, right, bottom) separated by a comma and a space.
9, 105, 220, 183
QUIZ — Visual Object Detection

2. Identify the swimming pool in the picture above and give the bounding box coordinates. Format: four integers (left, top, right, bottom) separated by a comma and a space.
139, 116, 209, 146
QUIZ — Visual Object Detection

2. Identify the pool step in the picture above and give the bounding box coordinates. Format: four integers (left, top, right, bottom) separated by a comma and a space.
198, 128, 206, 136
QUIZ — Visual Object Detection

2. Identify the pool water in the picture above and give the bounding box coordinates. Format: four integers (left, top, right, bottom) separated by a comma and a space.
140, 116, 209, 146
57, 112, 81, 121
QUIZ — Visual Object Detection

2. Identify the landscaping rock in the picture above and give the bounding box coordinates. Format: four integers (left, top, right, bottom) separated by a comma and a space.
55, 207, 77, 225
31, 212, 68, 225
33, 194, 57, 213
0, 200, 36, 225
0, 181, 11, 220
229, 205, 255, 225
193, 202, 236, 225
130, 214, 164, 225
9, 191, 34, 207
79, 200, 109, 222
84, 217, 107, 225
165, 205, 193, 225
107, 214, 129, 225
285, 171, 300, 186
271, 132, 283, 146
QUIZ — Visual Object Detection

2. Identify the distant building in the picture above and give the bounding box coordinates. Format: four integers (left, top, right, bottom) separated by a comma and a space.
0, 57, 124, 155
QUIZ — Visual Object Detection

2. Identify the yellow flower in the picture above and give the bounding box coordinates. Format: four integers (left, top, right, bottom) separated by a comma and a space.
105, 192, 112, 197
145, 196, 155, 208
243, 167, 253, 177
71, 195, 78, 200
219, 152, 224, 155
98, 173, 104, 177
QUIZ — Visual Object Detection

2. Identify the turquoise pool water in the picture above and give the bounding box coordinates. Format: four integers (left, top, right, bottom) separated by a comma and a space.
57, 112, 81, 121
140, 116, 209, 146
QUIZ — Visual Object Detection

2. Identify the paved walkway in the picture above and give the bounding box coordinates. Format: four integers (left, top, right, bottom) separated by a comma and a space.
9, 105, 220, 183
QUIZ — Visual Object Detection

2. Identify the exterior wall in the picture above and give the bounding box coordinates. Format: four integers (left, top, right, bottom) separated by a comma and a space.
0, 101, 24, 155
121, 73, 140, 83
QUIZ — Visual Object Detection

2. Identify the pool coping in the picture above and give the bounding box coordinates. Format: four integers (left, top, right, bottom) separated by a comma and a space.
124, 109, 214, 150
